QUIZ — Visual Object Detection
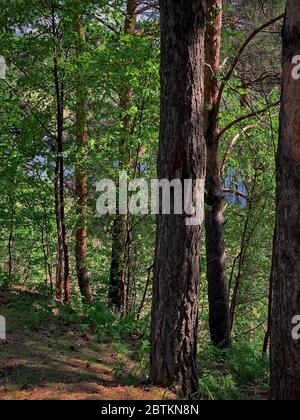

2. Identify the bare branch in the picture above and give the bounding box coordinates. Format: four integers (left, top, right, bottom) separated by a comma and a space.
216, 13, 284, 110
217, 100, 280, 141
95, 15, 120, 34
221, 125, 254, 174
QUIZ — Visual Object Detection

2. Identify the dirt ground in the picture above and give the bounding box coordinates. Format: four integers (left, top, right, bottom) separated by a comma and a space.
0, 290, 172, 400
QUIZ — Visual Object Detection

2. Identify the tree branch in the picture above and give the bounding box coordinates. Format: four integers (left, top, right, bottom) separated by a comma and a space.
221, 125, 254, 173
136, 0, 159, 14
95, 15, 120, 34
223, 189, 248, 200
216, 13, 284, 110
217, 100, 280, 141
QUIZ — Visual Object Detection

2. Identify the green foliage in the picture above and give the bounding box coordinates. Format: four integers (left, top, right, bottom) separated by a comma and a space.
225, 344, 269, 387
85, 301, 117, 340
111, 338, 150, 386
198, 370, 240, 401
198, 343, 269, 400
0, 273, 10, 287
84, 300, 150, 343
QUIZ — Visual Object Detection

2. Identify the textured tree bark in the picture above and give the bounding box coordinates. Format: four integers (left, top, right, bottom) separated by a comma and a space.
109, 0, 137, 311
58, 104, 71, 306
53, 30, 70, 305
150, 0, 206, 396
75, 20, 92, 304
51, 3, 71, 305
54, 155, 63, 301
271, 1, 300, 400
42, 199, 54, 292
204, 0, 231, 349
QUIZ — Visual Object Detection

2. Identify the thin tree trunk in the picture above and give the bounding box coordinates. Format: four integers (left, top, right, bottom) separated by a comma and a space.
150, 0, 206, 396
41, 198, 54, 292
44, 204, 54, 292
6, 195, 15, 283
124, 214, 134, 313
58, 102, 71, 306
204, 0, 231, 349
271, 2, 300, 400
41, 225, 49, 286
54, 154, 63, 301
8, 222, 13, 282
262, 230, 275, 355
229, 170, 257, 330
137, 264, 153, 321
52, 4, 71, 305
229, 231, 248, 330
109, 0, 137, 312
74, 19, 92, 303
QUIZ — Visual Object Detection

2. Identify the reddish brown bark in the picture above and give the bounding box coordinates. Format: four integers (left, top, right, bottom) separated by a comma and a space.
271, 1, 300, 400
150, 0, 206, 396
125, 0, 138, 35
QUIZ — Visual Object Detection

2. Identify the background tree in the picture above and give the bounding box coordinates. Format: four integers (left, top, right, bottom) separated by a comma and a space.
108, 0, 138, 312
204, 0, 232, 349
74, 8, 93, 303
271, 0, 300, 400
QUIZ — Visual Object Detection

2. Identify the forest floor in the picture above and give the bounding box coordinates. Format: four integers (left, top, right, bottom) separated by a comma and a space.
0, 288, 173, 400
0, 288, 269, 401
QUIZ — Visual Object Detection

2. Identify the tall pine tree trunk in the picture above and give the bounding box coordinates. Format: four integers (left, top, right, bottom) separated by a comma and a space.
271, 1, 300, 400
204, 0, 231, 349
75, 19, 92, 303
150, 0, 206, 396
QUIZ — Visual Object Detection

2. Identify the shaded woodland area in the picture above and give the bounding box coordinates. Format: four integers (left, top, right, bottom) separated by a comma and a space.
0, 0, 300, 401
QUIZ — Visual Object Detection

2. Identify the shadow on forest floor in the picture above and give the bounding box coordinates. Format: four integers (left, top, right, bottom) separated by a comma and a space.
0, 289, 171, 400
